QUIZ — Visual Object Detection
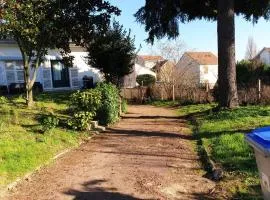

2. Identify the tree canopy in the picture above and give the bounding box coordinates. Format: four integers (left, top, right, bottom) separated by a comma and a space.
0, 0, 120, 106
135, 0, 270, 43
135, 0, 270, 109
86, 21, 136, 86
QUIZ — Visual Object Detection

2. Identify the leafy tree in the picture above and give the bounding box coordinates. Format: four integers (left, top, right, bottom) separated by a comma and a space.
135, 0, 270, 108
136, 74, 156, 86
86, 21, 136, 87
0, 0, 120, 106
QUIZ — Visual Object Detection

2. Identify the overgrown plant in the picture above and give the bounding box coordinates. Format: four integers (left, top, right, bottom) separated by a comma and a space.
40, 113, 59, 133
68, 89, 102, 130
95, 83, 121, 125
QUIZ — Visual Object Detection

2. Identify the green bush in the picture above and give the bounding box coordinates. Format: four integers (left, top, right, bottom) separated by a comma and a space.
68, 89, 102, 130
95, 83, 120, 125
136, 74, 156, 86
40, 114, 59, 133
68, 111, 93, 131
0, 96, 8, 104
121, 98, 128, 113
68, 83, 120, 129
69, 89, 102, 113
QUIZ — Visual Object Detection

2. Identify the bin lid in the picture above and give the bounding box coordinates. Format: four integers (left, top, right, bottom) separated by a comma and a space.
246, 126, 270, 156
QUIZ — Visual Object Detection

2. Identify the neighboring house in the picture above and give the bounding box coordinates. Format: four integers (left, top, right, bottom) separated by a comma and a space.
123, 55, 162, 88
0, 40, 102, 91
136, 55, 164, 69
123, 63, 156, 88
254, 47, 270, 65
153, 60, 176, 83
176, 52, 218, 88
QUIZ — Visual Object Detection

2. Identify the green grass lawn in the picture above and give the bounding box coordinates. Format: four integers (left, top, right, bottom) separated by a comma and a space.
0, 92, 88, 188
177, 104, 270, 199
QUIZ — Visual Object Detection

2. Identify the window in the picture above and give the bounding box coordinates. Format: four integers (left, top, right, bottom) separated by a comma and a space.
203, 65, 209, 74
5, 61, 24, 83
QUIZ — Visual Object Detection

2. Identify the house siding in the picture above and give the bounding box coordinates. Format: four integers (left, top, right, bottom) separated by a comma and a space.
199, 64, 218, 87
176, 54, 200, 85
259, 50, 270, 65
0, 43, 102, 91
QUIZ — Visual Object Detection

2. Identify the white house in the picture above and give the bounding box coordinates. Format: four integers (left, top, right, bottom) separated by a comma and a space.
123, 55, 163, 88
254, 47, 270, 64
176, 52, 218, 88
0, 40, 102, 91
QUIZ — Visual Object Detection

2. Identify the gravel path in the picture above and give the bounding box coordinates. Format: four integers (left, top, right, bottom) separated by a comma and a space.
4, 105, 215, 200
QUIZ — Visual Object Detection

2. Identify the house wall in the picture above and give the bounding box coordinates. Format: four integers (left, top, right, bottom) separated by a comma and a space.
0, 44, 102, 91
199, 64, 218, 86
145, 61, 157, 69
259, 50, 270, 65
123, 63, 156, 88
176, 54, 200, 85
157, 61, 176, 83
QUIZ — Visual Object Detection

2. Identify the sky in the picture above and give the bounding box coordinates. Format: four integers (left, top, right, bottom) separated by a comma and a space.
108, 0, 270, 61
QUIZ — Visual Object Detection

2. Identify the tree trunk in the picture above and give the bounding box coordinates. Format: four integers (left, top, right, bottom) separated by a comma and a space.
217, 0, 239, 108
23, 61, 34, 107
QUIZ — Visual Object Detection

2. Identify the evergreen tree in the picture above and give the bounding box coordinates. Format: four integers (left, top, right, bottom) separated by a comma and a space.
135, 0, 270, 108
86, 21, 136, 87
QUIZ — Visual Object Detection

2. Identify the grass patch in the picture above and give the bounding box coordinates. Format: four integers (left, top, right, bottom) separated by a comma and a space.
176, 104, 270, 199
149, 100, 180, 107
0, 92, 89, 188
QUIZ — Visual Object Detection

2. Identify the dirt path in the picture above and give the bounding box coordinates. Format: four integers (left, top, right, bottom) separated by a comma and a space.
5, 105, 215, 200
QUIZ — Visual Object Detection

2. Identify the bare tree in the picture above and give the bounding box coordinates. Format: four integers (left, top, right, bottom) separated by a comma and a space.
245, 36, 257, 60
149, 38, 187, 64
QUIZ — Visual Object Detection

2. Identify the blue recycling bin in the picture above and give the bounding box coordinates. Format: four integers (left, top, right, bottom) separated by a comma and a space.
246, 127, 270, 200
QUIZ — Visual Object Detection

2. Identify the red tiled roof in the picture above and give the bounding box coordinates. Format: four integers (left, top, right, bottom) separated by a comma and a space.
186, 52, 218, 65
139, 55, 164, 61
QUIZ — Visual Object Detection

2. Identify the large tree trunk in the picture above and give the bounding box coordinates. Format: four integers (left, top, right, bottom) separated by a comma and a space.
217, 0, 239, 108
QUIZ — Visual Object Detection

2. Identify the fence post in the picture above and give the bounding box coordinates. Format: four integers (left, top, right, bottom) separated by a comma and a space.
258, 79, 262, 102
172, 84, 175, 101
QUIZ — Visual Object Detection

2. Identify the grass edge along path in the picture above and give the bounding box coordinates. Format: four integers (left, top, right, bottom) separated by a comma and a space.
151, 101, 269, 199
0, 93, 90, 191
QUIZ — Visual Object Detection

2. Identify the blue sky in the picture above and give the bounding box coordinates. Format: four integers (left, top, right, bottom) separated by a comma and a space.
109, 0, 270, 61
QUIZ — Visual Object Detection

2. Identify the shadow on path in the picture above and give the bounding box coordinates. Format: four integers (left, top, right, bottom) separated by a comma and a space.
106, 128, 194, 140
64, 179, 153, 200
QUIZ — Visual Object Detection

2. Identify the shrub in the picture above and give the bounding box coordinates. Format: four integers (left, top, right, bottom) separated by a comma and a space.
68, 83, 121, 129
121, 98, 128, 113
0, 96, 8, 104
136, 74, 156, 86
95, 83, 120, 125
68, 89, 102, 130
40, 114, 59, 133
67, 111, 93, 131
69, 89, 102, 113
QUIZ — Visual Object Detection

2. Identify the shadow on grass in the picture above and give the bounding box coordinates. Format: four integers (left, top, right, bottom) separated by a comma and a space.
64, 179, 152, 200
231, 184, 263, 200
35, 91, 73, 105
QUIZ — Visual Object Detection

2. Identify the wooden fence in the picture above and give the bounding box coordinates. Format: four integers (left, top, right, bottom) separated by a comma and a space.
121, 79, 270, 105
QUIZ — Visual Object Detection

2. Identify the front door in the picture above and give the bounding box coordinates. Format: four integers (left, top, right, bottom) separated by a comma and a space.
51, 61, 70, 88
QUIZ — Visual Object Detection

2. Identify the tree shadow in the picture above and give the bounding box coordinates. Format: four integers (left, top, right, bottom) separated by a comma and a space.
106, 128, 194, 140
64, 179, 153, 200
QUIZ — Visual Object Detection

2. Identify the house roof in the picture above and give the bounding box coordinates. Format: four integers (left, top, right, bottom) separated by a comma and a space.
254, 47, 270, 60
185, 52, 218, 65
139, 55, 164, 62
152, 60, 170, 71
